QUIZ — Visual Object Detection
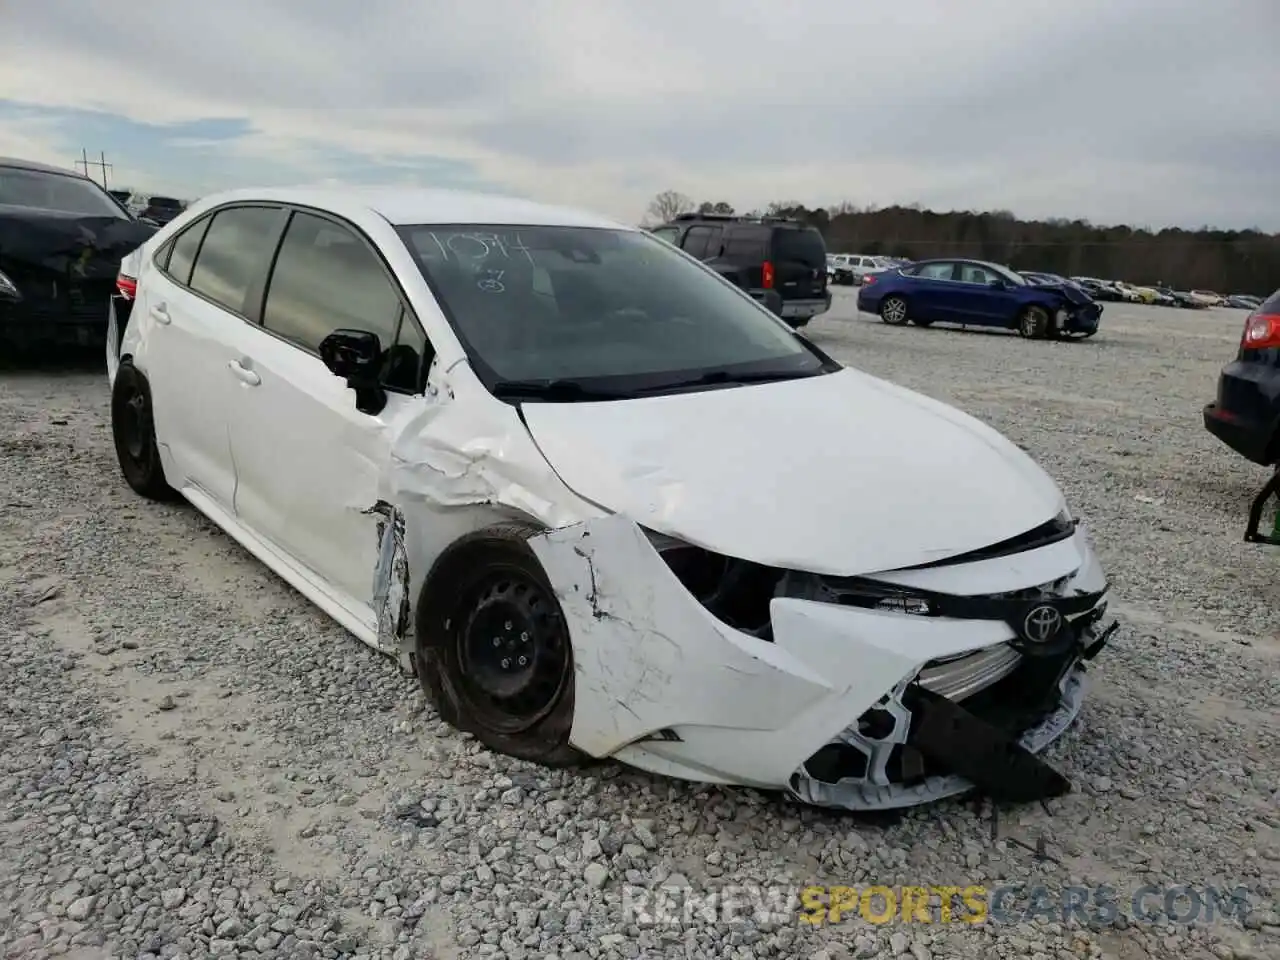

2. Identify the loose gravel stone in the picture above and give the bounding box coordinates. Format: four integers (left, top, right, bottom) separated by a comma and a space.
2, 304, 1278, 960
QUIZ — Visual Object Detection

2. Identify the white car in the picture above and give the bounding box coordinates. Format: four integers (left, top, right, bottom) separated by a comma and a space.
106, 186, 1115, 811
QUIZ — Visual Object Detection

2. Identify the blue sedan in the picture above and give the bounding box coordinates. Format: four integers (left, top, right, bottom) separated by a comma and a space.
856, 258, 1102, 339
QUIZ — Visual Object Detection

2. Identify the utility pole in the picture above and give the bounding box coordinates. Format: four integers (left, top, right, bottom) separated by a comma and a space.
73, 149, 113, 188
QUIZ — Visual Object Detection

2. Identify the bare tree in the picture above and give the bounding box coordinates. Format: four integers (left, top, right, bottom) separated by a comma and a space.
697, 200, 735, 215
648, 190, 695, 224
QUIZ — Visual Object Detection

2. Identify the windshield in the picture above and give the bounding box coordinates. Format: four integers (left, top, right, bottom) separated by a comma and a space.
397, 224, 830, 392
0, 167, 126, 218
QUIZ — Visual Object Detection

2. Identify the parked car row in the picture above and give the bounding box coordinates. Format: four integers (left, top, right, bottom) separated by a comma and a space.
824, 253, 905, 286
1055, 276, 1262, 311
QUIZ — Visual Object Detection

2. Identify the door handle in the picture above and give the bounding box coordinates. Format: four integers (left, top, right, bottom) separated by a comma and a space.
150, 303, 171, 324
227, 359, 261, 386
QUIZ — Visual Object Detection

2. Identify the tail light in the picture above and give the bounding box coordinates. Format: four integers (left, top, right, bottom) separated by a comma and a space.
762, 261, 774, 289
862, 274, 877, 285
116, 273, 137, 300
1242, 312, 1280, 350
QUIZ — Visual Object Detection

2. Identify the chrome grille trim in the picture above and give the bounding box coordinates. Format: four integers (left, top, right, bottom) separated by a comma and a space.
917, 644, 1022, 701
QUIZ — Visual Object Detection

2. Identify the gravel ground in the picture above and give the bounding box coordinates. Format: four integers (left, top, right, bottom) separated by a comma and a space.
2, 298, 1278, 960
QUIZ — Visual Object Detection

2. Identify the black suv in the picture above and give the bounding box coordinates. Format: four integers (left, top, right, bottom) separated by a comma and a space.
649, 213, 832, 328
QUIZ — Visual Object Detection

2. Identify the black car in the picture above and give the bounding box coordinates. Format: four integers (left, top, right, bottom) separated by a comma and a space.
648, 213, 832, 328
1068, 277, 1123, 302
140, 195, 185, 224
1203, 288, 1280, 542
0, 156, 158, 352
1151, 285, 1204, 309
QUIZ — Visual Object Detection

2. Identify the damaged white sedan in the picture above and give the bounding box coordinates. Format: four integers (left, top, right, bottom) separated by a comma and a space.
106, 186, 1117, 811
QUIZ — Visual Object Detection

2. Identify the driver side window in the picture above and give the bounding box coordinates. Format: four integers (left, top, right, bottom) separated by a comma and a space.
261, 210, 431, 393
959, 264, 997, 284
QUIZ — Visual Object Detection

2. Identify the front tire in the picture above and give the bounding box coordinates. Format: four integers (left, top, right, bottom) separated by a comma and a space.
881, 296, 909, 325
414, 522, 584, 768
111, 362, 179, 501
1018, 305, 1050, 339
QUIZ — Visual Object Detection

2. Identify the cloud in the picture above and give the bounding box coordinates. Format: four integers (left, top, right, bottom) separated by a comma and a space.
1, 0, 1276, 228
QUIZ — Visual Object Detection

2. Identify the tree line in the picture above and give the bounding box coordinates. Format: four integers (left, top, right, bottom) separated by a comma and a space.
645, 190, 1278, 296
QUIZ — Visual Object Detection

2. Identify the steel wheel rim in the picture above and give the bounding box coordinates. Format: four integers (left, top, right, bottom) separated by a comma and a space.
450, 565, 570, 735
122, 389, 147, 460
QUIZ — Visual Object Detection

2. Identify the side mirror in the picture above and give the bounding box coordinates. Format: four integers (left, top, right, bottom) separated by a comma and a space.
987, 279, 1006, 289
319, 329, 387, 415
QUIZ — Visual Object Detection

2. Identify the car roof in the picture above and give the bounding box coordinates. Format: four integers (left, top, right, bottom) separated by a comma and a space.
184, 185, 631, 230
0, 155, 93, 179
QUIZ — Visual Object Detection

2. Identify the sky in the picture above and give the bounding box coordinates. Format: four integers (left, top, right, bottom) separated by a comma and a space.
1, 0, 1277, 232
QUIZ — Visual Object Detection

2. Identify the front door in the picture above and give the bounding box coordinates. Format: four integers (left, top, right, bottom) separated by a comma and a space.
226, 209, 434, 622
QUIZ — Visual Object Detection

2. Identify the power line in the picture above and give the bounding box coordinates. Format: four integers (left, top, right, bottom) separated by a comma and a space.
73, 149, 113, 188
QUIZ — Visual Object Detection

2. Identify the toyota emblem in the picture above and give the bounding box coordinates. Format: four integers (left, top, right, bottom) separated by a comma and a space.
1022, 604, 1063, 643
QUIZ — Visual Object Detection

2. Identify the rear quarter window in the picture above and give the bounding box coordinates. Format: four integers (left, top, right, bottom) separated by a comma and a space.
1260, 289, 1280, 314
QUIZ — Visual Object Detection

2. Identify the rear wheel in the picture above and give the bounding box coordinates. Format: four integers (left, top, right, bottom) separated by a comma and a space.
881, 296, 909, 325
1018, 305, 1050, 339
111, 362, 179, 501
414, 522, 584, 767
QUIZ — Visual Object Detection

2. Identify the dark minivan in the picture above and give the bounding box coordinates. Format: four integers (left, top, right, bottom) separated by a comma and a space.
649, 213, 832, 328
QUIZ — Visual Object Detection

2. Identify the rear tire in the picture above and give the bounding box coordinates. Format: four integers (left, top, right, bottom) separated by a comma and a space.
414, 522, 585, 768
881, 296, 909, 325
111, 362, 179, 501
1018, 306, 1050, 339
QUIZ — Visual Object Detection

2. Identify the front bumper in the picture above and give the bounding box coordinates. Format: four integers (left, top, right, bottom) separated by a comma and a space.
1, 287, 114, 351
1056, 302, 1102, 334
530, 515, 1113, 811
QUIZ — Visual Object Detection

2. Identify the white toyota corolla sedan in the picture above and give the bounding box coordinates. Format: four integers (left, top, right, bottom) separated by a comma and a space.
106, 186, 1116, 811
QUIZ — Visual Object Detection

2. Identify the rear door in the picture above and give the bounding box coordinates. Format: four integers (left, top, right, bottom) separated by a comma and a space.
142, 204, 287, 508
770, 226, 827, 302
907, 261, 962, 322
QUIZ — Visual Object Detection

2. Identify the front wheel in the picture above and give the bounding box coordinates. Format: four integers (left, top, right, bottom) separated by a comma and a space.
414, 522, 584, 767
1018, 306, 1050, 339
881, 296, 909, 325
110, 362, 179, 501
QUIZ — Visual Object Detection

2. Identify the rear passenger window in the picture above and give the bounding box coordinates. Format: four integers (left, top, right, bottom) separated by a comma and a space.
261, 211, 404, 358
1260, 289, 1280, 314
723, 237, 766, 260
188, 206, 283, 314
917, 262, 956, 281
165, 215, 211, 286
681, 226, 716, 259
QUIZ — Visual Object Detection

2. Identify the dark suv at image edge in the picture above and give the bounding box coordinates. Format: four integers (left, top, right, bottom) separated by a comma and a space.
649, 213, 832, 328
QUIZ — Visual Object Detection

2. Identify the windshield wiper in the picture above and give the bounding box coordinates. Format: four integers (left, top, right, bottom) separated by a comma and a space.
653, 368, 826, 390
490, 378, 632, 402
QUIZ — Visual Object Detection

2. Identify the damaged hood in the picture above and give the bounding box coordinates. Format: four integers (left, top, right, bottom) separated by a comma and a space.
520, 368, 1065, 576
0, 205, 157, 281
